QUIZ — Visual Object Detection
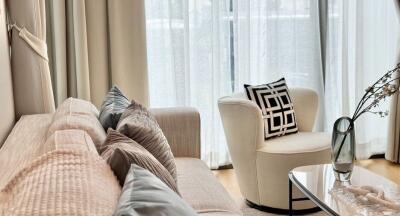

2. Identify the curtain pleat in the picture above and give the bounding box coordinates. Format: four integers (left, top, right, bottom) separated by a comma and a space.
8, 0, 55, 118
46, 0, 67, 105
234, 0, 325, 131
326, 0, 398, 159
85, 0, 110, 107
46, 0, 149, 108
145, 0, 232, 168
107, 0, 149, 107
386, 0, 400, 163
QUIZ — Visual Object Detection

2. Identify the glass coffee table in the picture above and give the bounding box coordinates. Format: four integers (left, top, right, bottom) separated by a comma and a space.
289, 164, 400, 216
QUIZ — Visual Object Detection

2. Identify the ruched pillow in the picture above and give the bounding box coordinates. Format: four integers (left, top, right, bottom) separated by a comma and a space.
101, 129, 179, 194
116, 100, 177, 182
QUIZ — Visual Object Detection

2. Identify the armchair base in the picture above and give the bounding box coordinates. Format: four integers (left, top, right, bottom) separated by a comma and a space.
246, 200, 321, 215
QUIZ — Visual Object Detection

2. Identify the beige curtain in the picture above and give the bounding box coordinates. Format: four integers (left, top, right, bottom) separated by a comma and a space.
46, 0, 149, 108
386, 0, 400, 163
7, 0, 55, 118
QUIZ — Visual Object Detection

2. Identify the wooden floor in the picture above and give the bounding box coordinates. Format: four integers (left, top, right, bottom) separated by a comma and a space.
356, 159, 400, 183
213, 159, 400, 201
212, 168, 242, 200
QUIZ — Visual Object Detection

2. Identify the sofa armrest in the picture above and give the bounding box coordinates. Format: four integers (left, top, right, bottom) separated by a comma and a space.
150, 107, 201, 159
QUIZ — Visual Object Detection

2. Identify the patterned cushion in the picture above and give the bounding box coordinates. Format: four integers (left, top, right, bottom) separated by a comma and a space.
116, 100, 177, 182
244, 78, 298, 139
99, 86, 130, 130
114, 165, 196, 216
101, 129, 179, 194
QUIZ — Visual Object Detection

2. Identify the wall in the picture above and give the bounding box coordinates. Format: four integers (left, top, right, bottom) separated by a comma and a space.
0, 0, 15, 146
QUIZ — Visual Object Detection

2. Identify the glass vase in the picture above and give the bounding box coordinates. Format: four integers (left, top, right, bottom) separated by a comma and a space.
331, 116, 355, 181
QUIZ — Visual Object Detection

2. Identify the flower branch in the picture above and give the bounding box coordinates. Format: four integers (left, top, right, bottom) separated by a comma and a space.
334, 63, 400, 163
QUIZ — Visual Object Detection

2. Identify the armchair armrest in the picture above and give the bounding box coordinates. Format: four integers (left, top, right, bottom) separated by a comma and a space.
218, 96, 264, 202
150, 107, 201, 159
218, 96, 264, 153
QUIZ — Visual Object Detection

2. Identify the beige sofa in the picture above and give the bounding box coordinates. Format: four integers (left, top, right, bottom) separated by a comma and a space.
0, 106, 241, 215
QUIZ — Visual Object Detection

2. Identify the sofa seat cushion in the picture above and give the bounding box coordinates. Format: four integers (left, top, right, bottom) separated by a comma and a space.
255, 132, 331, 209
175, 158, 241, 215
257, 132, 330, 154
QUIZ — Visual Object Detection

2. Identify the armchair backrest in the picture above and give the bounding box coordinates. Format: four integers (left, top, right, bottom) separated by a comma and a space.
288, 87, 319, 132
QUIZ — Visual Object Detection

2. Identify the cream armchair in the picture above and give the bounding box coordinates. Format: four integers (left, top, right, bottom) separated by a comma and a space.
218, 87, 330, 212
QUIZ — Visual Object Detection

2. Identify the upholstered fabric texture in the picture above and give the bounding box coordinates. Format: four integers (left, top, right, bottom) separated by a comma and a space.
45, 129, 98, 154
48, 113, 106, 149
244, 78, 298, 139
101, 129, 179, 193
218, 88, 330, 210
150, 107, 201, 158
53, 97, 99, 120
48, 98, 105, 148
0, 114, 53, 190
114, 165, 196, 216
117, 100, 177, 182
0, 150, 121, 215
175, 158, 242, 215
0, 106, 241, 215
99, 86, 130, 130
255, 133, 330, 209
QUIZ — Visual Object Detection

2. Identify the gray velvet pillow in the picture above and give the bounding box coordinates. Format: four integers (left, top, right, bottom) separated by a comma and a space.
100, 129, 179, 194
99, 86, 130, 130
116, 100, 177, 182
114, 165, 197, 216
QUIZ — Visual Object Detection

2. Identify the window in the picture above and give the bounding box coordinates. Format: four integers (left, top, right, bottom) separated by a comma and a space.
145, 0, 399, 167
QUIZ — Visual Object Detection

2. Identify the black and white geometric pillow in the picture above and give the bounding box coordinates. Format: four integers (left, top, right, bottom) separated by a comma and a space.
244, 78, 298, 140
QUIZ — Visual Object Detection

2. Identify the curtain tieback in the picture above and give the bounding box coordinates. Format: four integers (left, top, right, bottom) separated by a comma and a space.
8, 23, 49, 61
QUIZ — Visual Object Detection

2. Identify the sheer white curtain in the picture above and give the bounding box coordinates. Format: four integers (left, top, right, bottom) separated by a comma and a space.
145, 0, 399, 167
233, 0, 325, 130
325, 0, 399, 158
145, 0, 233, 168
145, 0, 325, 168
